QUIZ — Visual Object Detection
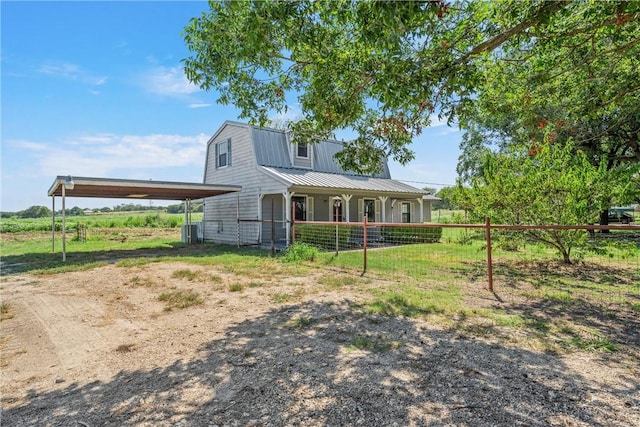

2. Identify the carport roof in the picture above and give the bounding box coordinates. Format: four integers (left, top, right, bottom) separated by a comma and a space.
48, 176, 241, 200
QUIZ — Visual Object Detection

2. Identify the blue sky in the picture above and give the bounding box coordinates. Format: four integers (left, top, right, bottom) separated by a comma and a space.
1, 1, 462, 212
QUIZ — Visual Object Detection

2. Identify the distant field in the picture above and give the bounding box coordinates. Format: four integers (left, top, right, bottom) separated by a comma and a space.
430, 209, 467, 223
0, 211, 204, 233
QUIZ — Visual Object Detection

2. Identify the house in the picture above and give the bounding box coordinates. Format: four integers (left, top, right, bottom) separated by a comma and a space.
202, 121, 433, 246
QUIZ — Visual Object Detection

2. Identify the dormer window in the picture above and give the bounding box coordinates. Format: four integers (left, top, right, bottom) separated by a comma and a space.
296, 142, 308, 158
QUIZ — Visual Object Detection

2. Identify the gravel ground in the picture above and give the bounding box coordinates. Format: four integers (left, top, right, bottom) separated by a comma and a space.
1, 262, 638, 426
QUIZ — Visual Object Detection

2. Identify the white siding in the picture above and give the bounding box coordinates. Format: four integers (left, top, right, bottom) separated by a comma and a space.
203, 123, 286, 243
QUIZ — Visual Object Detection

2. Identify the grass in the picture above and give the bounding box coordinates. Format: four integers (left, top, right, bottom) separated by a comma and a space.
229, 283, 244, 292
171, 269, 199, 281
171, 268, 219, 282
247, 281, 263, 288
126, 275, 156, 288
0, 302, 12, 321
2, 224, 638, 355
0, 211, 202, 233
345, 336, 403, 352
31, 261, 110, 275
317, 274, 359, 289
282, 242, 319, 262
364, 284, 462, 317
272, 293, 293, 304
285, 316, 314, 328
570, 334, 618, 352
158, 290, 204, 311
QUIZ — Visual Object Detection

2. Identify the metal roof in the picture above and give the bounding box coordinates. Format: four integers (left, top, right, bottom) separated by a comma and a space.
259, 167, 425, 195
48, 176, 241, 200
251, 127, 390, 178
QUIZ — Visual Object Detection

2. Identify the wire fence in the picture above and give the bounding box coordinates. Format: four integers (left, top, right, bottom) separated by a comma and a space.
286, 218, 640, 306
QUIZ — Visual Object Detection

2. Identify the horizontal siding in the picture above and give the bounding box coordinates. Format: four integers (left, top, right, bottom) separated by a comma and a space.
204, 124, 287, 243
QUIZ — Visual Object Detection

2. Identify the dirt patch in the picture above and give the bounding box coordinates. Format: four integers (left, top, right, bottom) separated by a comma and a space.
1, 262, 639, 426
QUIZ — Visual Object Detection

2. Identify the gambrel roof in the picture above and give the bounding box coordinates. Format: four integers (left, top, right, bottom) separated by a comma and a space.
251, 125, 391, 179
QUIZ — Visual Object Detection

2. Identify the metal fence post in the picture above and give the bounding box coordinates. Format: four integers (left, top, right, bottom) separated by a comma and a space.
363, 215, 368, 274
291, 201, 296, 245
486, 216, 494, 292
271, 198, 275, 255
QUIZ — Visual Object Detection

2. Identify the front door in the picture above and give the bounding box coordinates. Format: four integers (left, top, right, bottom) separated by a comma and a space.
292, 196, 306, 221
364, 199, 375, 222
332, 198, 343, 222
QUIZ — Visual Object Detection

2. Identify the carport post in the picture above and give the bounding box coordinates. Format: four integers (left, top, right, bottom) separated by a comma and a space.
62, 186, 66, 262
51, 196, 55, 252
61, 176, 74, 262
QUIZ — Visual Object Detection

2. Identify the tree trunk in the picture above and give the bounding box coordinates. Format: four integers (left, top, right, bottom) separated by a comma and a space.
562, 251, 572, 264
599, 209, 610, 234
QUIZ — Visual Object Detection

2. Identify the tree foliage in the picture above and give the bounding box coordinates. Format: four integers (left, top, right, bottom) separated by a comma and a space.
18, 205, 52, 219
183, 0, 640, 173
454, 143, 612, 263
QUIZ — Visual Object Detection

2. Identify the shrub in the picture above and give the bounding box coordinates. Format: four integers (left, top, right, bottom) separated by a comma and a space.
296, 224, 353, 250
282, 242, 319, 262
381, 226, 442, 243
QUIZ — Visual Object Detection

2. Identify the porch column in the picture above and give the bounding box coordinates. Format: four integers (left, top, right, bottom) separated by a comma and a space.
51, 196, 55, 252
342, 194, 352, 222
257, 194, 264, 220
416, 197, 424, 223
378, 196, 389, 223
283, 191, 294, 245
391, 199, 397, 223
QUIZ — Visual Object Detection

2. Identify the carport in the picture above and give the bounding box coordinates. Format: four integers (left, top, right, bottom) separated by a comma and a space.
48, 176, 241, 261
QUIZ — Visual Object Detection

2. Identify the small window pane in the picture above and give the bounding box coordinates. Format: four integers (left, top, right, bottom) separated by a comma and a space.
217, 141, 229, 167
297, 142, 308, 158
402, 203, 411, 223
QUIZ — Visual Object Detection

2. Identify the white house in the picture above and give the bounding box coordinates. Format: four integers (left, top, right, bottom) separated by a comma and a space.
202, 121, 433, 245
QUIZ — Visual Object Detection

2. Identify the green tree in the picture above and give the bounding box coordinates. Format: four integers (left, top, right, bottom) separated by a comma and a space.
183, 0, 639, 173
166, 204, 184, 214
422, 186, 437, 196
454, 143, 610, 264
456, 29, 640, 226
19, 205, 52, 218
432, 187, 457, 210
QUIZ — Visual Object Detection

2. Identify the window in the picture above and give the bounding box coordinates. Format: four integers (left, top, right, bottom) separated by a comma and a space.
216, 139, 231, 168
292, 196, 306, 221
401, 202, 411, 223
283, 195, 313, 227
297, 142, 308, 158
364, 199, 375, 222
332, 198, 343, 222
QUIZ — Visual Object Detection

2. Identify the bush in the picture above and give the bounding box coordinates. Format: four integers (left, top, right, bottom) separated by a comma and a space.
296, 224, 353, 250
282, 242, 319, 262
381, 226, 442, 243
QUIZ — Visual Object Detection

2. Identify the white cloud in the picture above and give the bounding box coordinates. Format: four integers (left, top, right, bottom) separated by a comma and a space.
17, 133, 209, 178
188, 103, 212, 109
38, 61, 107, 86
427, 113, 451, 128
39, 62, 81, 79
10, 140, 49, 151
143, 66, 200, 96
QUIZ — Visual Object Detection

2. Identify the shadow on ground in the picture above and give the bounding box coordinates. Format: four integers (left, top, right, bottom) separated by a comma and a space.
3, 301, 637, 426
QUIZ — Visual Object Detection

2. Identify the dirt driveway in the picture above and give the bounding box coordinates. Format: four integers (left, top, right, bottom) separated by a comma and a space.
1, 262, 639, 426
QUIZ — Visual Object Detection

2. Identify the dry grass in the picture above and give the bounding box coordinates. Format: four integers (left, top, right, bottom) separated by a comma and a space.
0, 302, 13, 321
158, 290, 204, 311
